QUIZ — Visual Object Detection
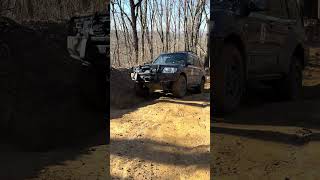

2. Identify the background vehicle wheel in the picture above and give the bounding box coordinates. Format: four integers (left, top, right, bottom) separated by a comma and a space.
195, 77, 205, 94
134, 83, 149, 97
172, 75, 187, 98
213, 43, 245, 113
275, 56, 302, 100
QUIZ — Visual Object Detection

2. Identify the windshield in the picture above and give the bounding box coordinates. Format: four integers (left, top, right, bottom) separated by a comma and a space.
212, 0, 241, 10
153, 53, 187, 65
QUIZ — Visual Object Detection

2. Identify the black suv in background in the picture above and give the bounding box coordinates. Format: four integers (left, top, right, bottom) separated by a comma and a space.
211, 0, 308, 113
131, 52, 206, 98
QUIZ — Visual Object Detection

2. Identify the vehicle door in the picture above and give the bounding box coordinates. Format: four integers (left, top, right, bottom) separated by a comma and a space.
278, 0, 304, 72
245, 0, 289, 77
194, 56, 204, 85
186, 54, 196, 86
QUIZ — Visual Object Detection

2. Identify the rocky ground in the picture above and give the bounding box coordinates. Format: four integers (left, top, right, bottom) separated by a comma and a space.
110, 82, 210, 179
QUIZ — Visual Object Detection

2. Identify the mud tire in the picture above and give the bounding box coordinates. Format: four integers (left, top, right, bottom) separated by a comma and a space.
134, 83, 149, 97
275, 56, 302, 101
172, 75, 187, 98
213, 43, 245, 113
195, 77, 205, 94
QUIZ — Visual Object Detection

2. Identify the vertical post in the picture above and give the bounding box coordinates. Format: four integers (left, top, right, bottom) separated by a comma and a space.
318, 0, 320, 19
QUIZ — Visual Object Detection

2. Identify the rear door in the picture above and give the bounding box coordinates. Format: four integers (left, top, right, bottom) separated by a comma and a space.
278, 0, 304, 71
246, 0, 289, 77
193, 56, 204, 85
186, 55, 196, 86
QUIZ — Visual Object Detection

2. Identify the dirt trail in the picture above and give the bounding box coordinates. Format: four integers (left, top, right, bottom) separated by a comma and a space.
0, 132, 108, 180
211, 48, 320, 179
110, 84, 210, 179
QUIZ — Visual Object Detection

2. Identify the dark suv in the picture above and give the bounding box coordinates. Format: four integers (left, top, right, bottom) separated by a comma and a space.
131, 52, 206, 98
211, 0, 308, 113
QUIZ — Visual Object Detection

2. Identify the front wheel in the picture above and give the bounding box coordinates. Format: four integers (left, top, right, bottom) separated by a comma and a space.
134, 83, 149, 97
172, 75, 187, 98
213, 43, 245, 113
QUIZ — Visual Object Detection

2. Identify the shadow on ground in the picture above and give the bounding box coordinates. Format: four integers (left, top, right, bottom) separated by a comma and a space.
0, 21, 108, 180
211, 126, 320, 145
0, 131, 106, 180
213, 83, 320, 129
110, 138, 210, 168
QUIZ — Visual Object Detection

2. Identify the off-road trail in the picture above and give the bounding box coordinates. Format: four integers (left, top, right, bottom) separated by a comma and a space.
0, 132, 109, 180
110, 84, 210, 179
211, 48, 320, 179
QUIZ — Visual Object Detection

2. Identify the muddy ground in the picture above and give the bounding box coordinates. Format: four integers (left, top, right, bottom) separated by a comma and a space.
211, 48, 320, 179
110, 79, 210, 179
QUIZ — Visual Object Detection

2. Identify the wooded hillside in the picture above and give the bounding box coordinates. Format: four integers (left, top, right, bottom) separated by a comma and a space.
111, 0, 209, 68
0, 0, 109, 22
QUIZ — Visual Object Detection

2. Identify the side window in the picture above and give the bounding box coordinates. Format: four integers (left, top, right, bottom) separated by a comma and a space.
193, 56, 199, 67
263, 0, 286, 18
187, 55, 194, 65
198, 58, 203, 68
286, 0, 298, 19
195, 58, 201, 68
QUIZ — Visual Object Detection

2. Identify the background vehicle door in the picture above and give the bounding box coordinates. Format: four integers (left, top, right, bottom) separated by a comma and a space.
246, 0, 289, 77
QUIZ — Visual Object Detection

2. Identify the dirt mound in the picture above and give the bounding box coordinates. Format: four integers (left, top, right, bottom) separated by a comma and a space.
110, 68, 144, 109
0, 18, 105, 149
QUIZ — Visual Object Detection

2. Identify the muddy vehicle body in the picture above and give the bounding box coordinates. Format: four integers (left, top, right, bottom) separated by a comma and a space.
67, 12, 110, 65
211, 0, 308, 113
67, 11, 110, 108
131, 52, 206, 98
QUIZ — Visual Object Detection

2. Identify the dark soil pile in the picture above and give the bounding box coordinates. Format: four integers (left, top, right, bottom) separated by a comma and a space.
110, 68, 144, 109
0, 17, 105, 149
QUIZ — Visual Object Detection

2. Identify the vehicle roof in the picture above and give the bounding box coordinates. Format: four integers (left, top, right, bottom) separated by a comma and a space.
160, 51, 197, 56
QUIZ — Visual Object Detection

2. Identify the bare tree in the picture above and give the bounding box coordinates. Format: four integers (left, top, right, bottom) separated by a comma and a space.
111, 0, 208, 68
4, 0, 108, 22
111, 0, 121, 66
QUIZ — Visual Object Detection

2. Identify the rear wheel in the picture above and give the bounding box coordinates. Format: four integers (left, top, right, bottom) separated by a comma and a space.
195, 77, 205, 94
275, 56, 302, 100
213, 43, 245, 113
172, 75, 187, 98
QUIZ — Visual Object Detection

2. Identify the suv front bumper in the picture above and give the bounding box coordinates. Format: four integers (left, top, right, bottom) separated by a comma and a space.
131, 72, 179, 90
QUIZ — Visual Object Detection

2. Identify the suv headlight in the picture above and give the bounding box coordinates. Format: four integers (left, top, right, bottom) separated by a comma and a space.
162, 67, 177, 73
